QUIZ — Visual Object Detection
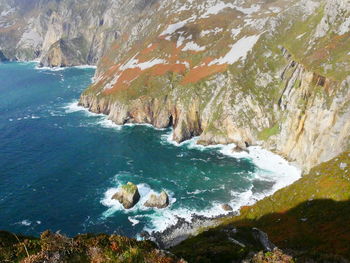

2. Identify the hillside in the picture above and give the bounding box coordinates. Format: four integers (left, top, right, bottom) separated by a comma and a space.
0, 0, 349, 262
172, 151, 350, 262
78, 0, 350, 171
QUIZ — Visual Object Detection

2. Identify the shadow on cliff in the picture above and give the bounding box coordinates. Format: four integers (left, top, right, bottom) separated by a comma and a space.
171, 198, 350, 263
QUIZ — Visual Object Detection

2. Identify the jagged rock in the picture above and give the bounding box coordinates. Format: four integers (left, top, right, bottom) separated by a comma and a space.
222, 204, 233, 211
144, 191, 169, 209
39, 37, 89, 67
112, 182, 140, 209
232, 145, 249, 154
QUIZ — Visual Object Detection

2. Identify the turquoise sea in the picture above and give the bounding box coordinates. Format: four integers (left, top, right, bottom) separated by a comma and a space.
0, 62, 300, 238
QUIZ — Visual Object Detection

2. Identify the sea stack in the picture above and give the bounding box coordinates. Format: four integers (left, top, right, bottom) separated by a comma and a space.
112, 182, 140, 209
144, 191, 169, 209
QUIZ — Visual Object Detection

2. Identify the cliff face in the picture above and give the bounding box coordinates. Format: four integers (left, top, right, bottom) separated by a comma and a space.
0, 0, 158, 66
1, 0, 349, 171
79, 0, 350, 171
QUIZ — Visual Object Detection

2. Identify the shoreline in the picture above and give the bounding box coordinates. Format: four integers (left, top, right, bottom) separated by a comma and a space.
64, 100, 302, 246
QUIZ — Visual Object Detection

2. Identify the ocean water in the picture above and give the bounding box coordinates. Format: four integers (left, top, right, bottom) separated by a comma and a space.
0, 62, 300, 238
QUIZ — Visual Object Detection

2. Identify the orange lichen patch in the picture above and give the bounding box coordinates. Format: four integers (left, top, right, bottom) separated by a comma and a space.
110, 43, 120, 50
150, 63, 186, 76
308, 33, 350, 62
240, 206, 251, 212
122, 33, 129, 42
325, 33, 349, 50
181, 63, 227, 84
104, 67, 142, 95
140, 43, 159, 56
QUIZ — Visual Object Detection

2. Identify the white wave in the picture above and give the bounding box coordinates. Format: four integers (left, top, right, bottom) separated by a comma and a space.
161, 130, 300, 194
101, 182, 177, 219
124, 123, 167, 131
220, 144, 301, 193
143, 201, 230, 233
73, 65, 97, 69
97, 119, 122, 130
147, 130, 302, 233
18, 220, 31, 226
63, 100, 102, 118
35, 65, 66, 71
35, 64, 96, 71
128, 216, 142, 226
63, 100, 85, 113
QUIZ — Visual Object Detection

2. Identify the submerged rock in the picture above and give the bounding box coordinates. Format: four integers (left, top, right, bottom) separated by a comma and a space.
222, 204, 233, 211
144, 191, 169, 209
112, 182, 140, 209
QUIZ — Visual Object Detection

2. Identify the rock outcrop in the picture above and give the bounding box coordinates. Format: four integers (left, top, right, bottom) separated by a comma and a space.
112, 182, 140, 209
78, 0, 350, 172
1, 0, 349, 172
0, 0, 159, 66
39, 37, 89, 67
144, 191, 170, 209
221, 204, 233, 211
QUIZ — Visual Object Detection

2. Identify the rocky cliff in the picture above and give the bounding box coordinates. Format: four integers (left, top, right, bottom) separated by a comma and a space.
1, 0, 349, 170
0, 0, 159, 66
78, 0, 350, 172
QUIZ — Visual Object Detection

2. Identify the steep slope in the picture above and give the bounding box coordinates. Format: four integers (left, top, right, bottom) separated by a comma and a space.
172, 151, 350, 262
0, 0, 159, 66
0, 230, 183, 263
79, 0, 350, 171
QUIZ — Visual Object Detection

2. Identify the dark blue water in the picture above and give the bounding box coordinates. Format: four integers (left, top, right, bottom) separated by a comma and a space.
0, 62, 299, 237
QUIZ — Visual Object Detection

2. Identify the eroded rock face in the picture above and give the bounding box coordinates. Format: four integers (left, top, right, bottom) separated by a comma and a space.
144, 191, 169, 209
40, 37, 89, 67
0, 0, 159, 66
112, 182, 140, 209
2, 0, 349, 173
79, 0, 350, 172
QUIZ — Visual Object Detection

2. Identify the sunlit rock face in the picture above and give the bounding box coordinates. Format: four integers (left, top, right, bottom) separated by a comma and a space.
1, 0, 349, 171
79, 0, 350, 172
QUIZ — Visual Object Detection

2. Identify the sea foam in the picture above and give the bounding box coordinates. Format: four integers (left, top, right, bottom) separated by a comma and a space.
80, 109, 301, 234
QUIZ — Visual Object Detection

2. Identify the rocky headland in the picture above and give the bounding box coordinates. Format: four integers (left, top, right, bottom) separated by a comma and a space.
1, 0, 350, 262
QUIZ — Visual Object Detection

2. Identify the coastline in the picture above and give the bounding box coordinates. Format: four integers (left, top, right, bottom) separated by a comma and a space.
67, 99, 302, 246
2, 61, 302, 249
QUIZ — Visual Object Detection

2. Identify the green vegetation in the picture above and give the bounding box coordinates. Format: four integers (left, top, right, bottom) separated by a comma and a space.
172, 152, 350, 262
0, 231, 181, 263
257, 124, 280, 141
122, 182, 138, 194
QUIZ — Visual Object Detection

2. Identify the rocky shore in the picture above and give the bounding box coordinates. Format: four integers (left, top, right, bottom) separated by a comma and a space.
148, 212, 236, 249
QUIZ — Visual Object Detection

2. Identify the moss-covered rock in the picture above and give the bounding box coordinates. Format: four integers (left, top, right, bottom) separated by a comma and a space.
112, 182, 141, 209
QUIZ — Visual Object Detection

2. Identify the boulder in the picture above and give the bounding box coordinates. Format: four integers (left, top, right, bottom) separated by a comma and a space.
222, 204, 233, 211
232, 145, 249, 154
112, 182, 140, 209
144, 191, 169, 209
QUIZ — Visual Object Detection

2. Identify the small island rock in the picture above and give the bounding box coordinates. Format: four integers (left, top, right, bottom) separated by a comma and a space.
144, 191, 169, 209
222, 204, 233, 211
112, 182, 140, 209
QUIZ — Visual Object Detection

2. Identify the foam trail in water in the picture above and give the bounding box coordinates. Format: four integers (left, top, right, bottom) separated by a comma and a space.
144, 129, 302, 233
35, 63, 96, 71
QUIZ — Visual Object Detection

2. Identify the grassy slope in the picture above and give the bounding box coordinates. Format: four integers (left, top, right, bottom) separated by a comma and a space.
0, 231, 181, 263
172, 152, 350, 262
